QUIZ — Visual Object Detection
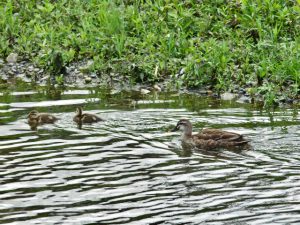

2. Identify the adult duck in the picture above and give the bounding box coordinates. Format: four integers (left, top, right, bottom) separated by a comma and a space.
172, 119, 250, 150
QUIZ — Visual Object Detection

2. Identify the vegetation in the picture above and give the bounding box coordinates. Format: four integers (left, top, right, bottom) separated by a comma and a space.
0, 0, 299, 105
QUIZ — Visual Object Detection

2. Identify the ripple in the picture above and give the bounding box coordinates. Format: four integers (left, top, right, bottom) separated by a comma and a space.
10, 98, 100, 108
0, 93, 300, 224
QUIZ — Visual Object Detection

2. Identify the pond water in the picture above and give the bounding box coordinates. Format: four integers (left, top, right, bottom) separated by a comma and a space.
0, 88, 300, 224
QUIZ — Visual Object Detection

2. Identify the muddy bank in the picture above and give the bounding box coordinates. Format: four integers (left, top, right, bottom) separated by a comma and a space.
0, 57, 107, 88
0, 57, 298, 107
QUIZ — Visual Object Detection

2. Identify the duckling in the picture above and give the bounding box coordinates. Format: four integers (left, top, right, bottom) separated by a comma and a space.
28, 110, 58, 124
73, 107, 103, 124
172, 119, 250, 150
27, 110, 58, 130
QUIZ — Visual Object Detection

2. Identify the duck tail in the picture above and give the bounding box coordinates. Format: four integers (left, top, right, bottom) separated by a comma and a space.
236, 140, 250, 145
222, 140, 251, 149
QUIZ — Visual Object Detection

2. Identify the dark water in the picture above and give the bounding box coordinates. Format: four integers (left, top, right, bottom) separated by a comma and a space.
1, 89, 300, 224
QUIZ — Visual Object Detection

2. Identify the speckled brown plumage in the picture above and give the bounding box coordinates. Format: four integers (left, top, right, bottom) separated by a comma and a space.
27, 110, 58, 130
172, 119, 250, 150
73, 107, 103, 124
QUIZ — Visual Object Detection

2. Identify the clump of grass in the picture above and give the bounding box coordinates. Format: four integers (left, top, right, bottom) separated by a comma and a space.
0, 0, 299, 105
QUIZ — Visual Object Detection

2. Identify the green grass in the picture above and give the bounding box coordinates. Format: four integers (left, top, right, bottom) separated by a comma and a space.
0, 0, 299, 105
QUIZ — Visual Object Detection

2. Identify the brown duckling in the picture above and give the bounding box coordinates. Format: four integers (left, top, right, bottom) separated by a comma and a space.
28, 110, 58, 124
73, 107, 103, 124
27, 110, 58, 130
172, 119, 250, 150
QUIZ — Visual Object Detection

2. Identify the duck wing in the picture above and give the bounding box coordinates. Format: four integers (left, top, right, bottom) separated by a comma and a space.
197, 128, 244, 141
192, 136, 250, 150
192, 129, 250, 150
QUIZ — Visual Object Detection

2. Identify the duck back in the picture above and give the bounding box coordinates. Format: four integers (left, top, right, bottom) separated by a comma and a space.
38, 113, 58, 124
80, 113, 103, 123
198, 129, 244, 141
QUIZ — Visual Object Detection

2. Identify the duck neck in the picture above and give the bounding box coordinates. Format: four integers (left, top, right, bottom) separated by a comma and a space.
77, 108, 82, 117
182, 125, 192, 138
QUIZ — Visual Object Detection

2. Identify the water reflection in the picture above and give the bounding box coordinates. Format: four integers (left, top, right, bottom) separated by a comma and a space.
45, 84, 64, 100
0, 90, 300, 224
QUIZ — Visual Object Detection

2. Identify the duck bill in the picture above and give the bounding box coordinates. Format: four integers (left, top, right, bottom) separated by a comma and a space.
171, 125, 179, 132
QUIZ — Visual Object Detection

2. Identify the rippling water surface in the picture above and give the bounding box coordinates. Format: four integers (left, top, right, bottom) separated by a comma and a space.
1, 89, 300, 224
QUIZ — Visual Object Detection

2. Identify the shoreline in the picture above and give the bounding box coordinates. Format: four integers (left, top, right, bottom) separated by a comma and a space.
1, 58, 299, 108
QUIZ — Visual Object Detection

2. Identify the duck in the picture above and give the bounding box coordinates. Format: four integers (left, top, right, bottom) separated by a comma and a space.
27, 110, 58, 130
73, 107, 103, 124
172, 119, 250, 150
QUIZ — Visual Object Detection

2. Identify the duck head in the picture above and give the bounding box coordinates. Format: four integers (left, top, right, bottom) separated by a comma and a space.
75, 107, 83, 117
172, 119, 193, 136
27, 110, 39, 130
28, 110, 39, 119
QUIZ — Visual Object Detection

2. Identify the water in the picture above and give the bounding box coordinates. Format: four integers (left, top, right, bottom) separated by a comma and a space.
1, 89, 300, 224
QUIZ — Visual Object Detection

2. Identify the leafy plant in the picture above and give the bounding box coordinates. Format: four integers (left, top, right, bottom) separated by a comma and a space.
0, 0, 299, 106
